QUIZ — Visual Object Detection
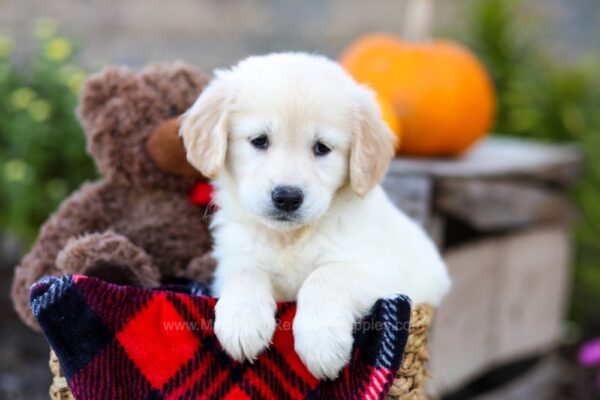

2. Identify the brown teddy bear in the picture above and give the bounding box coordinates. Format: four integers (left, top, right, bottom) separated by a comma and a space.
12, 62, 216, 330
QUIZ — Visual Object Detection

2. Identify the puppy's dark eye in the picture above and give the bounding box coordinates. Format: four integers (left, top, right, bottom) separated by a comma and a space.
313, 141, 331, 156
250, 135, 269, 150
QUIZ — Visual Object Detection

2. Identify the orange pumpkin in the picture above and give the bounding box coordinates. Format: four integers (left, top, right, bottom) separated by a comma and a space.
376, 95, 402, 149
340, 34, 496, 156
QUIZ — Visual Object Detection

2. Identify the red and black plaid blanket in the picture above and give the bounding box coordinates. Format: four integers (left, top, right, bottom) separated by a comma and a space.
30, 275, 411, 400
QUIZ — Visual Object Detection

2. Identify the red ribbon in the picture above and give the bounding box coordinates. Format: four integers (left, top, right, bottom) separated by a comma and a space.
188, 181, 214, 206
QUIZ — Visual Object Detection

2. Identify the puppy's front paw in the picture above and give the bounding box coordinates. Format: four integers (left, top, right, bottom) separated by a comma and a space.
293, 308, 355, 380
214, 296, 276, 362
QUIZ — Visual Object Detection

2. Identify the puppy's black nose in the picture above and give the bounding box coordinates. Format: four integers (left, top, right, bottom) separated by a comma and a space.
272, 186, 304, 212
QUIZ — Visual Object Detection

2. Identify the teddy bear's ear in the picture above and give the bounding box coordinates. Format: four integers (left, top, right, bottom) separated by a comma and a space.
141, 62, 210, 116
140, 63, 210, 179
146, 117, 204, 178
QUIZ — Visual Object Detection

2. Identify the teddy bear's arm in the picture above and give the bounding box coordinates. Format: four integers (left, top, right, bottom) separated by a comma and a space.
56, 231, 161, 288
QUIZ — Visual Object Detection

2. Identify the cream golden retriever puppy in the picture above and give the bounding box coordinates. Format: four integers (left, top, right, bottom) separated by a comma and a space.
180, 53, 450, 379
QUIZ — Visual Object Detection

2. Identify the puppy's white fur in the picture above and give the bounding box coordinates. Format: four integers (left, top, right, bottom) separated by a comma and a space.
181, 53, 451, 379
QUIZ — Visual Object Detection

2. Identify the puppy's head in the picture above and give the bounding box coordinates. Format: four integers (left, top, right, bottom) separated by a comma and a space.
181, 53, 395, 230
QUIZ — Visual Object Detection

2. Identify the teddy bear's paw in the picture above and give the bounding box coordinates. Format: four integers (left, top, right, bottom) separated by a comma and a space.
56, 232, 161, 287
214, 295, 277, 362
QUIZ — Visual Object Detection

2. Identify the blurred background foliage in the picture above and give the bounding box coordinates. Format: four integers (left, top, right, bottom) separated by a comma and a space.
0, 19, 96, 243
464, 0, 600, 333
0, 0, 598, 330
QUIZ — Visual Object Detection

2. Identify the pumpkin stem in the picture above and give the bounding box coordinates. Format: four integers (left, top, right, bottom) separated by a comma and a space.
403, 0, 434, 42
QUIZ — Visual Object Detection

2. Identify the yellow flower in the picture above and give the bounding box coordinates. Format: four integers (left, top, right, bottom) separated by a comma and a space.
45, 37, 72, 62
28, 99, 52, 122
10, 87, 36, 110
0, 35, 14, 58
68, 71, 87, 94
34, 18, 58, 40
58, 65, 87, 93
4, 159, 29, 182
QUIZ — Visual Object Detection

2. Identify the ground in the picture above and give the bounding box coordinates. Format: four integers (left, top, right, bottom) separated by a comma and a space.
0, 260, 50, 400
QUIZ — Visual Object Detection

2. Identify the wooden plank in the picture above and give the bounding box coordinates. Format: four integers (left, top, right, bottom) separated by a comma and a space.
428, 226, 571, 395
381, 174, 432, 226
388, 136, 581, 184
435, 179, 574, 230
493, 227, 570, 362
429, 238, 500, 395
426, 214, 445, 248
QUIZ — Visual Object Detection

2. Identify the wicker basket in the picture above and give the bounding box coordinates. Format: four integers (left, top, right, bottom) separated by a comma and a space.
49, 305, 433, 400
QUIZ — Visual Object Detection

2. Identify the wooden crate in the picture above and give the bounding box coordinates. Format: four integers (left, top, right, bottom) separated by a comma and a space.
381, 136, 581, 395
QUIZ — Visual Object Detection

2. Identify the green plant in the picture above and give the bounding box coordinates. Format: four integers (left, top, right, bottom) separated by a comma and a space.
0, 19, 96, 245
465, 0, 600, 329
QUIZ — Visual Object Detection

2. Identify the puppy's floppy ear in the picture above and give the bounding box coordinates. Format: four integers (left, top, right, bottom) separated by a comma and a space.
350, 87, 397, 196
179, 76, 232, 178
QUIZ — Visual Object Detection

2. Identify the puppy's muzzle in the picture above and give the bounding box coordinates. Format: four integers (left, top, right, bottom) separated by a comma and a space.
271, 186, 303, 212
